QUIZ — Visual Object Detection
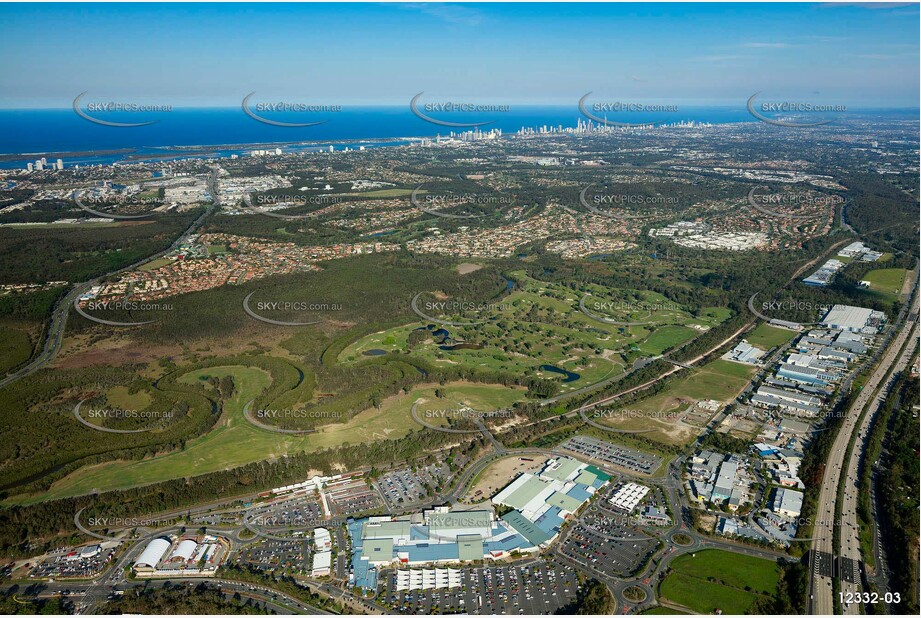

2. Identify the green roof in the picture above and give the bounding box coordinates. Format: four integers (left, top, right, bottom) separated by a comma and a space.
585, 465, 611, 482
575, 470, 599, 486
503, 475, 548, 510
457, 534, 484, 561
428, 510, 492, 533
361, 538, 393, 563
501, 511, 551, 547
541, 457, 583, 482
547, 491, 582, 513
361, 520, 410, 540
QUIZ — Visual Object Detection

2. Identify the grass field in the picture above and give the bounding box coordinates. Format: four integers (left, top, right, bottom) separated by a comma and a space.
636, 325, 698, 355
659, 549, 780, 614
137, 257, 175, 272
594, 360, 756, 445
641, 607, 688, 615
105, 386, 153, 410
745, 323, 797, 349
859, 268, 908, 304
28, 367, 521, 502
0, 325, 31, 374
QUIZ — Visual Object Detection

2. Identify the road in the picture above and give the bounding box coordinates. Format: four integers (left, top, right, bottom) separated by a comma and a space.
837, 317, 917, 615
808, 277, 918, 615
0, 171, 217, 390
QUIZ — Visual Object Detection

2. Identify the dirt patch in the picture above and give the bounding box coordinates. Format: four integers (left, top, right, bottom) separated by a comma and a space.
463, 454, 549, 502
456, 262, 483, 275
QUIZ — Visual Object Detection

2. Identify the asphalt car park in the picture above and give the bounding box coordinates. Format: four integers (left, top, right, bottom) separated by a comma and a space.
380, 561, 579, 615
560, 523, 657, 579
235, 539, 311, 572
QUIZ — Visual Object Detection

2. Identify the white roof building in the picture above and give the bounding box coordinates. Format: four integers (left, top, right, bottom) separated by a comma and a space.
311, 550, 332, 577
608, 483, 650, 512
772, 488, 804, 518
134, 538, 171, 569
168, 539, 198, 562
821, 305, 886, 334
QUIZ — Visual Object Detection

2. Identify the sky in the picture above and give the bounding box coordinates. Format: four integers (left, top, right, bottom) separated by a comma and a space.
0, 2, 918, 108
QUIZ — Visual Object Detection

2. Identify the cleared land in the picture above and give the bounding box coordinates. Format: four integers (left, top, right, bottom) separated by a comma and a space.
859, 267, 909, 304
745, 323, 797, 349
463, 454, 549, 503
658, 549, 780, 614
593, 360, 756, 445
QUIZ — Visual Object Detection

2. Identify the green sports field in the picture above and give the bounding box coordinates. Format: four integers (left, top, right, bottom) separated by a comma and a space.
745, 323, 797, 349
859, 268, 909, 304
659, 549, 780, 614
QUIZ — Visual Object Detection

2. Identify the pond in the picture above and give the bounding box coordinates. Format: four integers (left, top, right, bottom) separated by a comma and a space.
539, 364, 581, 383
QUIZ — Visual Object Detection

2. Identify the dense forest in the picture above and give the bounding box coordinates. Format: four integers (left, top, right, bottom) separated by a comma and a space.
99, 582, 269, 615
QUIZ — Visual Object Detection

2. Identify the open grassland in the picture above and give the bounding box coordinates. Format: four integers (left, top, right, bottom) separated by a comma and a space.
105, 386, 153, 410
593, 360, 756, 446
659, 549, 780, 614
745, 323, 797, 349
21, 367, 521, 502
859, 267, 909, 304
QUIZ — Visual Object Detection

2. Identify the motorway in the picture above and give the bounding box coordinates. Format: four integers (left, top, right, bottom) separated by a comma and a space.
0, 171, 217, 390
808, 276, 919, 615
837, 318, 918, 615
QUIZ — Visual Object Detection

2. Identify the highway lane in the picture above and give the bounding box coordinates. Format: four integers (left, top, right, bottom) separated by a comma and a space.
838, 318, 918, 615
808, 278, 918, 615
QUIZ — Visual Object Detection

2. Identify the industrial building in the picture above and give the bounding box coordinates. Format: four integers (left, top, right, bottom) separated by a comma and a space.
722, 340, 767, 364
772, 488, 804, 518
820, 305, 887, 335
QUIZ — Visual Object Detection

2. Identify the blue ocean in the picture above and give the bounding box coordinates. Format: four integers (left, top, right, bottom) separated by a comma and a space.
0, 106, 916, 169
